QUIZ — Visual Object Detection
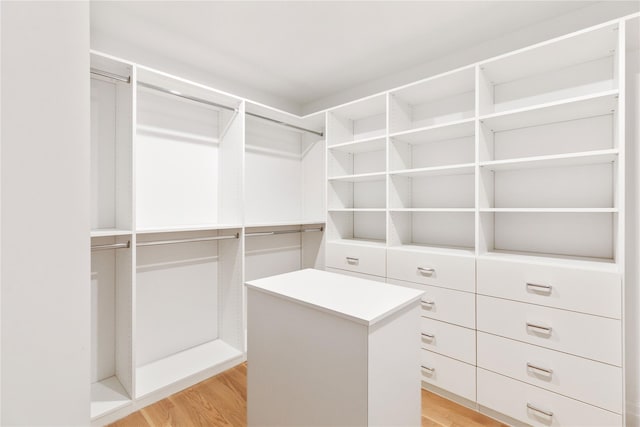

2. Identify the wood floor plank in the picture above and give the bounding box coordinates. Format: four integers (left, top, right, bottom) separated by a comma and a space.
108, 363, 504, 427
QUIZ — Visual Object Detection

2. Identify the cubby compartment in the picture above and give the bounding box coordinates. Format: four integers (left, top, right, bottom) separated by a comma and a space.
328, 210, 386, 245
389, 211, 475, 252
328, 137, 385, 177
389, 67, 475, 133
134, 229, 243, 398
390, 119, 475, 171
327, 94, 386, 145
389, 170, 474, 210
90, 235, 133, 418
245, 104, 325, 226
328, 175, 386, 210
91, 54, 133, 237
135, 69, 243, 232
479, 160, 616, 210
479, 102, 618, 162
479, 212, 615, 261
479, 23, 619, 115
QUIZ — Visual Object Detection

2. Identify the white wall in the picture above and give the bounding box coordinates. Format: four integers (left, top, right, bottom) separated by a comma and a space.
303, 1, 640, 114
1, 2, 90, 425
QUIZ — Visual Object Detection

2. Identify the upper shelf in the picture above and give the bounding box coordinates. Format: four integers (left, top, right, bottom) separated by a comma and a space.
479, 90, 618, 133
328, 136, 386, 152
480, 149, 618, 171
480, 23, 618, 85
389, 118, 475, 143
328, 172, 387, 182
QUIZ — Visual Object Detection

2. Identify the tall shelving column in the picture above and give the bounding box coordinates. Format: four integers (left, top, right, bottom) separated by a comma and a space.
89, 53, 135, 421
475, 21, 625, 426
385, 66, 478, 404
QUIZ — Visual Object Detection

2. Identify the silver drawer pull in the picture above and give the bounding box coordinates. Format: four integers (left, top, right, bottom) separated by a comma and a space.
346, 257, 359, 264
527, 362, 553, 376
527, 403, 553, 418
526, 282, 553, 293
418, 267, 435, 275
526, 322, 552, 334
421, 300, 435, 308
421, 333, 435, 340
420, 365, 435, 373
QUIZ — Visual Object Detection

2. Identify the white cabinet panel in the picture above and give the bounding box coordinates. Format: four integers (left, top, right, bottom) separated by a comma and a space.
478, 332, 622, 413
477, 296, 621, 366
387, 248, 475, 292
421, 350, 476, 402
477, 257, 621, 318
388, 279, 475, 328
478, 369, 622, 427
420, 318, 475, 365
326, 242, 386, 277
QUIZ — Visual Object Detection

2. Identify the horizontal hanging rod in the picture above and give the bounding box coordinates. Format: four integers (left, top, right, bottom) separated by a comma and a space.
91, 241, 131, 251
138, 81, 238, 112
90, 68, 131, 83
245, 227, 324, 237
247, 112, 324, 137
137, 233, 239, 247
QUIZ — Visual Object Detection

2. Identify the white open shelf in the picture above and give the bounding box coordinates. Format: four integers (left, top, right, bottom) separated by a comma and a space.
245, 220, 326, 228
327, 238, 387, 248
390, 120, 475, 171
328, 137, 386, 178
390, 171, 474, 210
91, 228, 132, 237
328, 135, 386, 152
479, 23, 618, 114
328, 172, 387, 182
136, 223, 243, 234
389, 210, 475, 251
390, 164, 475, 178
135, 339, 243, 398
479, 90, 618, 132
389, 66, 475, 133
328, 210, 386, 244
479, 149, 618, 171
327, 94, 387, 145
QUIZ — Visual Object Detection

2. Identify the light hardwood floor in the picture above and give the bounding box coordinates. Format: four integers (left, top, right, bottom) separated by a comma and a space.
109, 364, 505, 427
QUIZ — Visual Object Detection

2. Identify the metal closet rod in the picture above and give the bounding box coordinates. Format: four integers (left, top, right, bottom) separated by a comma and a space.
246, 112, 324, 137
245, 227, 324, 237
137, 233, 240, 247
138, 81, 239, 113
90, 68, 131, 83
91, 241, 131, 251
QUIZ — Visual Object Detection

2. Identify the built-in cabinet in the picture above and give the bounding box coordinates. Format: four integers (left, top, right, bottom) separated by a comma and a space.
89, 12, 639, 427
325, 17, 638, 427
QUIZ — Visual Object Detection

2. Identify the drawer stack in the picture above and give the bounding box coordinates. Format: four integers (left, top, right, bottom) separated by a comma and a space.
387, 248, 477, 402
476, 257, 623, 426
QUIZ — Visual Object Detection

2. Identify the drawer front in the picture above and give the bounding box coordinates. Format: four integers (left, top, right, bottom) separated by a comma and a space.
477, 296, 621, 366
388, 279, 475, 328
387, 249, 475, 292
421, 350, 475, 402
421, 318, 475, 365
478, 332, 622, 413
478, 369, 622, 427
325, 243, 386, 277
325, 267, 387, 283
477, 257, 621, 319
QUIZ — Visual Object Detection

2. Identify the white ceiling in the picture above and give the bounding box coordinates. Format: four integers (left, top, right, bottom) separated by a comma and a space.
90, 1, 633, 113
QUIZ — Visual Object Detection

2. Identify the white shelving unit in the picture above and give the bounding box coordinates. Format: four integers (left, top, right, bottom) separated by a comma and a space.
323, 16, 632, 427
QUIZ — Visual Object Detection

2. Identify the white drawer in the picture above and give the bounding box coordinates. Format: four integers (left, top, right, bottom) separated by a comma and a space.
477, 296, 621, 366
421, 318, 475, 365
478, 332, 622, 413
421, 350, 475, 402
325, 242, 386, 277
387, 249, 475, 292
388, 279, 475, 328
325, 267, 387, 283
478, 369, 622, 427
477, 257, 621, 319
